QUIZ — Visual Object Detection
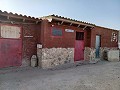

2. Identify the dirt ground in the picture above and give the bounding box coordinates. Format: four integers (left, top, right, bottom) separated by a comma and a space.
0, 61, 120, 90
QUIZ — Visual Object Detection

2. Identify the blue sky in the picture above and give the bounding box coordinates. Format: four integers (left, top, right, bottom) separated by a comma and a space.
0, 0, 120, 30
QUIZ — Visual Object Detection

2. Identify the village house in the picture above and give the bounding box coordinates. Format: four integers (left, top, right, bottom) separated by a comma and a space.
0, 10, 41, 68
0, 10, 119, 68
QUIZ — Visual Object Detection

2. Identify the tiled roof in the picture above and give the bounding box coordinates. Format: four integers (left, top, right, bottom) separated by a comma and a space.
45, 14, 118, 31
0, 10, 41, 21
49, 14, 95, 26
0, 10, 118, 30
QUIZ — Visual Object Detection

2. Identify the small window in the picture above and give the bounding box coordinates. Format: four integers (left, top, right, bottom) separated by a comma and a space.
76, 32, 84, 40
0, 25, 21, 39
52, 28, 62, 36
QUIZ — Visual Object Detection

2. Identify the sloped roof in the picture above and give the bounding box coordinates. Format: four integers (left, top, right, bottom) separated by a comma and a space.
41, 14, 118, 31
41, 14, 95, 27
51, 14, 95, 26
0, 10, 41, 21
0, 10, 118, 30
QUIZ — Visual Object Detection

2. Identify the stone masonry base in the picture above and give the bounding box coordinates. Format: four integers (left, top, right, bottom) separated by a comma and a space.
37, 48, 74, 69
84, 47, 96, 63
37, 47, 119, 69
100, 47, 118, 60
84, 47, 118, 63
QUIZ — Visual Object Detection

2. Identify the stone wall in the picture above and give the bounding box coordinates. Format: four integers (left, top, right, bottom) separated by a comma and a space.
37, 48, 74, 69
84, 47, 97, 63
100, 47, 118, 60
37, 47, 119, 69
84, 47, 118, 63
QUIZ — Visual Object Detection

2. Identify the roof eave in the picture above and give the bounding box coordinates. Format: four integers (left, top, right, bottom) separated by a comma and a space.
41, 16, 95, 28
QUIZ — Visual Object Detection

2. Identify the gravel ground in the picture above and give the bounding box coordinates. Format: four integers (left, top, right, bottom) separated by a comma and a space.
0, 61, 120, 90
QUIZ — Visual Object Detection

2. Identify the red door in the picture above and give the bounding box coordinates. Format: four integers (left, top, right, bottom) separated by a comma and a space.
74, 40, 84, 61
0, 39, 22, 68
0, 25, 22, 68
74, 32, 84, 61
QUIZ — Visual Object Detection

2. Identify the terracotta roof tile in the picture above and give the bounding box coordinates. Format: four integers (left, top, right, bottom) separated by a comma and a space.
0, 10, 119, 30
50, 14, 95, 26
49, 14, 118, 30
0, 10, 41, 21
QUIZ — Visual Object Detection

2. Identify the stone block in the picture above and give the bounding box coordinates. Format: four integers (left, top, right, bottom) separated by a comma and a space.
31, 55, 37, 67
107, 50, 119, 62
100, 47, 118, 60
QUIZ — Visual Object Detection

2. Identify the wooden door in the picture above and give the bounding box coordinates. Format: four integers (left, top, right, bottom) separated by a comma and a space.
0, 25, 22, 68
74, 32, 84, 61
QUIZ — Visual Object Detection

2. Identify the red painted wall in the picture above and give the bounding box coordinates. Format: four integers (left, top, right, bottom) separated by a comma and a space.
41, 20, 118, 48
0, 19, 118, 67
41, 21, 86, 48
22, 24, 41, 62
90, 26, 118, 47
0, 22, 41, 66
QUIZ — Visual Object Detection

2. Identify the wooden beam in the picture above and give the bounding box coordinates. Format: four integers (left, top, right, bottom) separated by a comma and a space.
51, 16, 94, 27
61, 21, 64, 25
7, 16, 9, 20
70, 23, 72, 26
36, 21, 39, 24
0, 20, 36, 24
91, 27, 94, 30
57, 22, 61, 25
83, 26, 87, 30
77, 24, 80, 28
23, 18, 25, 22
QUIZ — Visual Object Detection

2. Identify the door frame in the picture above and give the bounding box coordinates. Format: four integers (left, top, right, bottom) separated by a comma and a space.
74, 31, 85, 62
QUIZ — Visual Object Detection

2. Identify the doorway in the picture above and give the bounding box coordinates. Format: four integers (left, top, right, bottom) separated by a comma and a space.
0, 25, 22, 68
74, 32, 84, 61
95, 35, 101, 58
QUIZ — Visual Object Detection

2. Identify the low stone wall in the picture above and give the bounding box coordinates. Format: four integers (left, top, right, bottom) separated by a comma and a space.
37, 48, 74, 69
84, 47, 119, 63
100, 47, 118, 60
37, 47, 119, 69
84, 47, 97, 63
